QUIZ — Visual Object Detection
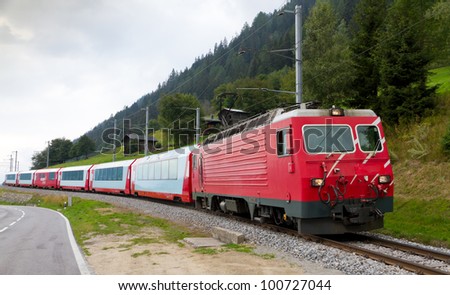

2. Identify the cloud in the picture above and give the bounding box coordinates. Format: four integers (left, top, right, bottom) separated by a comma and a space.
0, 0, 284, 175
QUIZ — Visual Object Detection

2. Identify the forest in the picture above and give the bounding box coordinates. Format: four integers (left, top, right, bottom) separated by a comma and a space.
32, 0, 450, 168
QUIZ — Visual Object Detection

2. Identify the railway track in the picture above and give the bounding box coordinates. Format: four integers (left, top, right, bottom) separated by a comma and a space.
348, 233, 450, 263
302, 234, 450, 275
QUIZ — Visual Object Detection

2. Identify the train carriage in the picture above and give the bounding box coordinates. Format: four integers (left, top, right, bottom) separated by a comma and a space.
17, 170, 36, 187
89, 159, 136, 195
58, 165, 93, 191
4, 172, 18, 186
192, 107, 394, 234
131, 146, 193, 203
34, 168, 61, 189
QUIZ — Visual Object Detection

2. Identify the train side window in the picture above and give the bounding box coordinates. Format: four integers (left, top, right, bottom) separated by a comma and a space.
277, 129, 292, 156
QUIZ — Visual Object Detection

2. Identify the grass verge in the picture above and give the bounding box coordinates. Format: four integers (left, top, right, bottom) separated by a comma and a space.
0, 189, 192, 254
379, 196, 450, 248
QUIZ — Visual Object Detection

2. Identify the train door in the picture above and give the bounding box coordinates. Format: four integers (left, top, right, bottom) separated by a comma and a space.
276, 127, 295, 204
192, 153, 204, 192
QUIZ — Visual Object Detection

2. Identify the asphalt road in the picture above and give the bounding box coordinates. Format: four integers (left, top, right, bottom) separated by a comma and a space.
0, 205, 89, 275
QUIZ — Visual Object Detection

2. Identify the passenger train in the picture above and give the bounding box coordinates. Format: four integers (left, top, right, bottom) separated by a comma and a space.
3, 106, 394, 234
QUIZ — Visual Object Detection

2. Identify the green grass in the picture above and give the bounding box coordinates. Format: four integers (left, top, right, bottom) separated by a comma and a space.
193, 243, 276, 259
131, 250, 152, 258
379, 197, 450, 248
429, 66, 450, 94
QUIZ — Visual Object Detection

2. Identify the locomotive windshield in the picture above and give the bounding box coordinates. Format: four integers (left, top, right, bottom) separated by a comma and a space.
357, 125, 382, 152
303, 125, 354, 154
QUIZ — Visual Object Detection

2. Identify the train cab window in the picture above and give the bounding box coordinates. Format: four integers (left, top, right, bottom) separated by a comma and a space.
357, 125, 382, 152
277, 129, 292, 156
303, 125, 354, 154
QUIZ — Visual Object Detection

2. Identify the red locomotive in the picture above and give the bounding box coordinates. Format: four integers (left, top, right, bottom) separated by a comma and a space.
192, 106, 394, 234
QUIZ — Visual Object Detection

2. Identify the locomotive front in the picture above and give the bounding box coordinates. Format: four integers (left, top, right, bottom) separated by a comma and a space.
283, 107, 394, 234
193, 106, 394, 235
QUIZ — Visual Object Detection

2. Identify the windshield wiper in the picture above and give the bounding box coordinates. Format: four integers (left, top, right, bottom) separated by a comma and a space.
369, 138, 381, 158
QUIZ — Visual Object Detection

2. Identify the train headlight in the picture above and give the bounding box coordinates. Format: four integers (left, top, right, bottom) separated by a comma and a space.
329, 106, 344, 116
311, 178, 324, 187
379, 175, 391, 184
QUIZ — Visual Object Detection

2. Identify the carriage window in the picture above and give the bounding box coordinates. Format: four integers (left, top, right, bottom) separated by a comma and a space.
154, 161, 161, 180
161, 160, 169, 180
303, 125, 354, 153
357, 125, 382, 152
277, 129, 291, 156
148, 163, 155, 180
169, 159, 178, 180
6, 174, 16, 180
20, 173, 32, 181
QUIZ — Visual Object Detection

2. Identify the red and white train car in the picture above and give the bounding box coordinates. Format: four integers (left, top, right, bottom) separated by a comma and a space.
89, 159, 136, 195
192, 107, 394, 234
17, 170, 36, 187
58, 165, 93, 191
4, 172, 18, 186
131, 146, 193, 203
34, 168, 61, 189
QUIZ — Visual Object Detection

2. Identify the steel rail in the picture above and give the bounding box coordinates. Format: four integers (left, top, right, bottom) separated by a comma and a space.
348, 233, 450, 263
302, 234, 449, 275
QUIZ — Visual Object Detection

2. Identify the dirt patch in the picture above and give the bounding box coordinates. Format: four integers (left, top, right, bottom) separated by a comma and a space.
84, 233, 304, 275
83, 225, 343, 275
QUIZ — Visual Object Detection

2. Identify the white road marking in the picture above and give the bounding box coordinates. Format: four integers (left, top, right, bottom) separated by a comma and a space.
0, 207, 26, 233
54, 210, 91, 275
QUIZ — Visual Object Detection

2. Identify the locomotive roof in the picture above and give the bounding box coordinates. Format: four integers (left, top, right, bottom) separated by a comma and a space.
204, 107, 377, 145
272, 108, 377, 123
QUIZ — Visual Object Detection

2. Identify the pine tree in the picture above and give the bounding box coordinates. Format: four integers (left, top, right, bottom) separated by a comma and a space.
303, 1, 355, 107
349, 0, 387, 110
376, 0, 436, 123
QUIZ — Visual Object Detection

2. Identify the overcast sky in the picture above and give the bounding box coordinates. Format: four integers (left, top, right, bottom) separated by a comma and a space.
0, 0, 286, 178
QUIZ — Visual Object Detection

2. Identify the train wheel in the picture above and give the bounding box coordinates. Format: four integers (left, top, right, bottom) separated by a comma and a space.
273, 208, 284, 226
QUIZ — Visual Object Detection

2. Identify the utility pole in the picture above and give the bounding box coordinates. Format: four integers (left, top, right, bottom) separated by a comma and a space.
295, 5, 303, 105
240, 6, 303, 106
9, 154, 13, 172
13, 151, 18, 172
113, 119, 116, 162
196, 107, 200, 145
46, 141, 50, 167
183, 107, 201, 145
144, 106, 149, 156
